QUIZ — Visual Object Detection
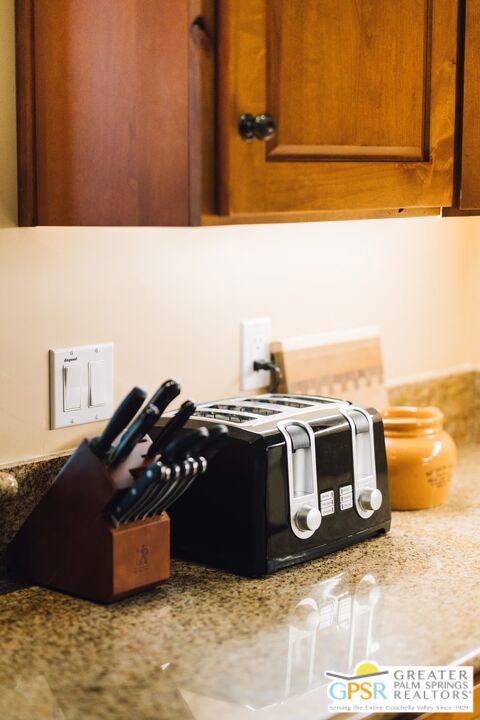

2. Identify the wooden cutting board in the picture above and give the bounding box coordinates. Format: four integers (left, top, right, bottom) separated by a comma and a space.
271, 327, 388, 410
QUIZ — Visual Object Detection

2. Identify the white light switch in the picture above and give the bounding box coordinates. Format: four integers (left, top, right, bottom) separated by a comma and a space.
89, 361, 106, 407
63, 363, 82, 411
50, 343, 113, 429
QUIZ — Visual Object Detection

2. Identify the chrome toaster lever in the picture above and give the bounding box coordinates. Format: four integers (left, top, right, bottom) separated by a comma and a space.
340, 407, 382, 519
277, 420, 321, 539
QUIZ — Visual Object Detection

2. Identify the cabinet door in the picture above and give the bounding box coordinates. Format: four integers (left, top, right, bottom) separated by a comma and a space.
218, 0, 458, 219
16, 0, 192, 226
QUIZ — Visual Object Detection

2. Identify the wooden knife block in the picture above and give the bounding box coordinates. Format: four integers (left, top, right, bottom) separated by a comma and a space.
8, 439, 170, 604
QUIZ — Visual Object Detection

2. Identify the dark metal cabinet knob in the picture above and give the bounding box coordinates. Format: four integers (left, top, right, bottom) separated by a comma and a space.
239, 113, 276, 141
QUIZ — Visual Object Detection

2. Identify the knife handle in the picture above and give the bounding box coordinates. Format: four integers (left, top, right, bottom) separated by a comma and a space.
161, 427, 209, 463
197, 425, 229, 460
146, 400, 197, 458
109, 463, 163, 525
158, 428, 228, 514
90, 386, 147, 460
149, 379, 181, 416
109, 403, 160, 467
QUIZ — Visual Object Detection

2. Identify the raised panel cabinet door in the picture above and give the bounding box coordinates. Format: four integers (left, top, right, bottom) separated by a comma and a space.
218, 0, 458, 218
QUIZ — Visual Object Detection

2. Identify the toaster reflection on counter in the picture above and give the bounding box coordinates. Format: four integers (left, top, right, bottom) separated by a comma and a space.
175, 572, 383, 715
285, 573, 381, 699
152, 393, 391, 576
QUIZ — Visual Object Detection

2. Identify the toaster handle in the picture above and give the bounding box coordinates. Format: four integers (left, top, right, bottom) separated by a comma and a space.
340, 407, 382, 519
277, 420, 322, 539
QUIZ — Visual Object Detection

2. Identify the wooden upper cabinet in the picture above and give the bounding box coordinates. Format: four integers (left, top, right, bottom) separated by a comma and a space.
218, 0, 459, 219
16, 0, 195, 226
16, 0, 460, 226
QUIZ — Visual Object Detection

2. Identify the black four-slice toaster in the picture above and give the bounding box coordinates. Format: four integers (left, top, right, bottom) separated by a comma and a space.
150, 393, 391, 577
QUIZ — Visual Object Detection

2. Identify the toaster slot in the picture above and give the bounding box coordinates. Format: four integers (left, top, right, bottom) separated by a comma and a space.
193, 409, 254, 424
255, 397, 315, 408
233, 404, 282, 416
204, 401, 283, 417
339, 407, 382, 520
263, 394, 344, 406
285, 395, 343, 404
277, 420, 322, 540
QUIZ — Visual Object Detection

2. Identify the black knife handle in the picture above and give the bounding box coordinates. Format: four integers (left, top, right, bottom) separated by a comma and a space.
160, 460, 204, 514
197, 425, 229, 460
109, 403, 160, 467
126, 465, 171, 523
149, 379, 181, 416
90, 386, 147, 460
161, 427, 209, 463
109, 463, 163, 525
146, 400, 197, 458
158, 428, 228, 514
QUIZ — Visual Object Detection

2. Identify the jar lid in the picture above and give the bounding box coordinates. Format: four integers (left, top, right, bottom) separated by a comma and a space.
381, 406, 444, 435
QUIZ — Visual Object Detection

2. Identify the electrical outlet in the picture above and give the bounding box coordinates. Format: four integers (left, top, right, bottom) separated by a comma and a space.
240, 318, 271, 391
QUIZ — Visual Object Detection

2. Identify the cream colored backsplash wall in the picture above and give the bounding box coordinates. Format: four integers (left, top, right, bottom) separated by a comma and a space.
0, 0, 477, 463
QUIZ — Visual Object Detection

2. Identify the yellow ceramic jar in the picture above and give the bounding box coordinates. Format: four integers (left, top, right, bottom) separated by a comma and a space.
381, 406, 457, 510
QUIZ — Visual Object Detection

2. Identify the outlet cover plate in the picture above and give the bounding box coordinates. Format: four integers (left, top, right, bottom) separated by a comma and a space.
241, 318, 271, 390
49, 343, 113, 429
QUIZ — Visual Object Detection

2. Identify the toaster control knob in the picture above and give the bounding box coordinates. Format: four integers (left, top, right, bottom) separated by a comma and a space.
359, 488, 382, 512
295, 505, 322, 532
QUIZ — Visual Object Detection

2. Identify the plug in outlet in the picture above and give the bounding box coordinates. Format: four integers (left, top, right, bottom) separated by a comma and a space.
240, 318, 271, 391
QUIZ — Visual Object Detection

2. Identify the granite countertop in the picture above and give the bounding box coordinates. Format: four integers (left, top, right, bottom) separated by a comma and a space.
1, 446, 479, 720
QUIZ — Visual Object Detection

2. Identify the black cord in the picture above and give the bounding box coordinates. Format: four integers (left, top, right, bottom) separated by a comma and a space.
253, 359, 283, 393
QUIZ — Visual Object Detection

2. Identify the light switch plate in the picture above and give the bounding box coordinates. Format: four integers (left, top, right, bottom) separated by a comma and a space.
49, 343, 113, 429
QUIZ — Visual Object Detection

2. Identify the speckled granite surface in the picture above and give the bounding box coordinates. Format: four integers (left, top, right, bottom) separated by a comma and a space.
0, 472, 17, 497
0, 454, 68, 571
388, 370, 478, 444
0, 446, 479, 720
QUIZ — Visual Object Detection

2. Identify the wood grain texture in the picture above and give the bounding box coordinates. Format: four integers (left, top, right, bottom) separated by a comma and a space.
218, 0, 458, 216
267, 0, 428, 162
189, 0, 216, 221
455, 0, 480, 210
17, 0, 191, 226
271, 334, 388, 410
15, 0, 37, 226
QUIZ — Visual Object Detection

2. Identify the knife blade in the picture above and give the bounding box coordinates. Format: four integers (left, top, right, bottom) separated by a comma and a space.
145, 400, 197, 458
148, 379, 181, 415
89, 386, 147, 461
108, 403, 160, 467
